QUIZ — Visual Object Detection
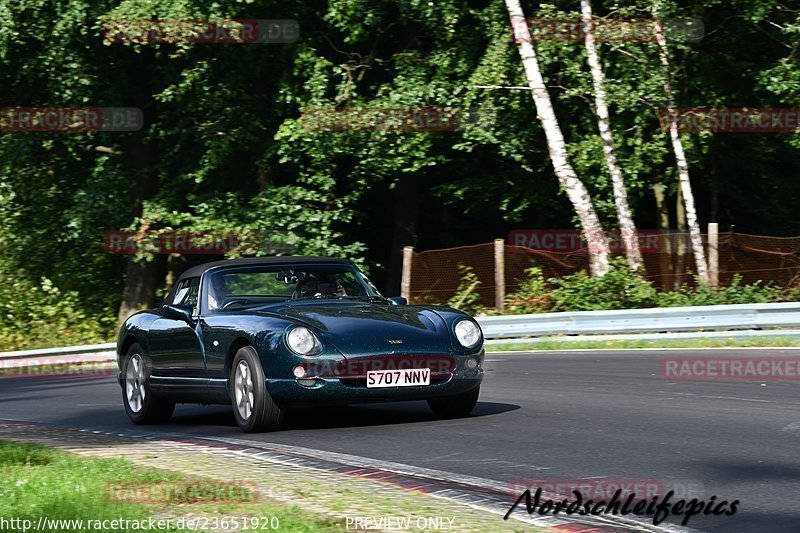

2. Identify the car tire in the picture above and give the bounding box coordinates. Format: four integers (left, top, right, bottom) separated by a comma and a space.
428, 385, 480, 418
230, 346, 284, 433
122, 344, 175, 424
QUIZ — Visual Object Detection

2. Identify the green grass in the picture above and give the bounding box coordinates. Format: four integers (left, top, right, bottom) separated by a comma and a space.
0, 440, 341, 532
487, 336, 800, 352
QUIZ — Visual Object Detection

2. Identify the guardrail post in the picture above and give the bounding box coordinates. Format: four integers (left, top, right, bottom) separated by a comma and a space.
494, 239, 505, 312
401, 246, 413, 301
708, 222, 719, 288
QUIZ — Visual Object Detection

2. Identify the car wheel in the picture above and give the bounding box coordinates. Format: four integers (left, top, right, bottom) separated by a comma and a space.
122, 344, 175, 424
428, 385, 480, 418
231, 346, 284, 433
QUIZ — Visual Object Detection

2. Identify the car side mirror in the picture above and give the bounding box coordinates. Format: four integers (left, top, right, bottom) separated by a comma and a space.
162, 303, 194, 323
388, 297, 408, 306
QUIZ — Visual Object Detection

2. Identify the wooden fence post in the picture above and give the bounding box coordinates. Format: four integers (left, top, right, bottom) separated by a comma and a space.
708, 223, 719, 288
401, 246, 414, 301
494, 239, 505, 312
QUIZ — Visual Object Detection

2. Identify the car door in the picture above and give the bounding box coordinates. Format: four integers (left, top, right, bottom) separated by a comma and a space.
147, 277, 207, 378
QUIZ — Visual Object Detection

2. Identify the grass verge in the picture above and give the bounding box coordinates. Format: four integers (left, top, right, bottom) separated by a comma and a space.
486, 336, 800, 352
0, 440, 341, 532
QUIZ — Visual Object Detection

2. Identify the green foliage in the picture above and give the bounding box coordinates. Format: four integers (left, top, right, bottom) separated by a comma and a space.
656, 275, 780, 307
0, 269, 114, 351
501, 260, 784, 314
447, 264, 484, 315
549, 258, 660, 311
504, 267, 552, 314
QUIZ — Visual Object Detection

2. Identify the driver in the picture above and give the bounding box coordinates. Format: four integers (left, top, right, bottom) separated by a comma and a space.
297, 274, 345, 298
297, 275, 320, 298
207, 274, 229, 310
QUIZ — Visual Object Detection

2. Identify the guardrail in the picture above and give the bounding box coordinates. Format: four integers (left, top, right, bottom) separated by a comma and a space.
478, 301, 800, 337
3, 302, 800, 361
0, 343, 116, 361
476, 302, 800, 342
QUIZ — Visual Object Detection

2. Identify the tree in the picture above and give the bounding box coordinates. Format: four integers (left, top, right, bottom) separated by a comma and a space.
652, 4, 709, 284
504, 0, 610, 275
580, 0, 643, 271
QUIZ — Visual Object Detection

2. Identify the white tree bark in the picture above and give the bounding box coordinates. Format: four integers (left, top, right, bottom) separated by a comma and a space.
505, 0, 610, 276
580, 0, 643, 271
652, 10, 709, 284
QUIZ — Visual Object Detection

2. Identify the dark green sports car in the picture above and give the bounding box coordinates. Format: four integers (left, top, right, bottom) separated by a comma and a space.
116, 257, 484, 432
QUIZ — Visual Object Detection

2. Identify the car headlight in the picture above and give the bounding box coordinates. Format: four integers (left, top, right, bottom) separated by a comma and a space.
454, 319, 482, 348
286, 327, 321, 355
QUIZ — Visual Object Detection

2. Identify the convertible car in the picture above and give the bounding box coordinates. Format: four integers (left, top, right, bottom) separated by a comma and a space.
116, 257, 484, 432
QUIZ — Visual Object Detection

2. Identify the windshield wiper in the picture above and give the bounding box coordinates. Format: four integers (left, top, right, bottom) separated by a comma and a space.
337, 295, 389, 303
292, 295, 388, 303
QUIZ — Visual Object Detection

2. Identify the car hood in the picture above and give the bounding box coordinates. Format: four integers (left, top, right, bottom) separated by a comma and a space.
256, 302, 452, 355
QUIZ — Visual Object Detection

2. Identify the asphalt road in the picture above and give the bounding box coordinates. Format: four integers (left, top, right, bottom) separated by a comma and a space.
2, 348, 800, 532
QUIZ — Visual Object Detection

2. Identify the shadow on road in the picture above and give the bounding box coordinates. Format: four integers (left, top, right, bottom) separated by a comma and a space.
165, 400, 520, 432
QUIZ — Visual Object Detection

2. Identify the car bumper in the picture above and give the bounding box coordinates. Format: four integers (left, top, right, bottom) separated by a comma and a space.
266, 350, 484, 406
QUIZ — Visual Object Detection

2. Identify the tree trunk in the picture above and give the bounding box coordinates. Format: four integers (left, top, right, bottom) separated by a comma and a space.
580, 0, 643, 271
675, 186, 687, 290
652, 13, 709, 284
117, 130, 161, 324
117, 254, 160, 322
506, 0, 610, 276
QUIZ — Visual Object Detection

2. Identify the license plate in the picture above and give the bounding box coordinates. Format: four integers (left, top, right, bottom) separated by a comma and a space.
366, 368, 430, 388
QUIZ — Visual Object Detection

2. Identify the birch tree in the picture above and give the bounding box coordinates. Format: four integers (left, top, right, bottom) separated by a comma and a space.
652, 6, 710, 284
504, 0, 610, 276
580, 0, 643, 271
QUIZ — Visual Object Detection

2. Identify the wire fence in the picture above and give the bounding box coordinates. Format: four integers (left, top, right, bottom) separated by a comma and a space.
407, 232, 800, 307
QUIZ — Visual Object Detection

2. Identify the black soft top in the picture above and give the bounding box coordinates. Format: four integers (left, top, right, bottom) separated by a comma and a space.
177, 256, 351, 282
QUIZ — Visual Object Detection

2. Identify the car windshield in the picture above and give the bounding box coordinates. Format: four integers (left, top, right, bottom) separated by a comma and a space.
203, 263, 384, 312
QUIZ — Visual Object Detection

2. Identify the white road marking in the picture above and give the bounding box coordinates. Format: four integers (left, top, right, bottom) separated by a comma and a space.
781, 421, 800, 433
667, 392, 778, 404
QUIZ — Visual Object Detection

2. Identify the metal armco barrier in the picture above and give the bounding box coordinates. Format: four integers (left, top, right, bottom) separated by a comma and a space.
476, 302, 800, 340
0, 343, 116, 361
